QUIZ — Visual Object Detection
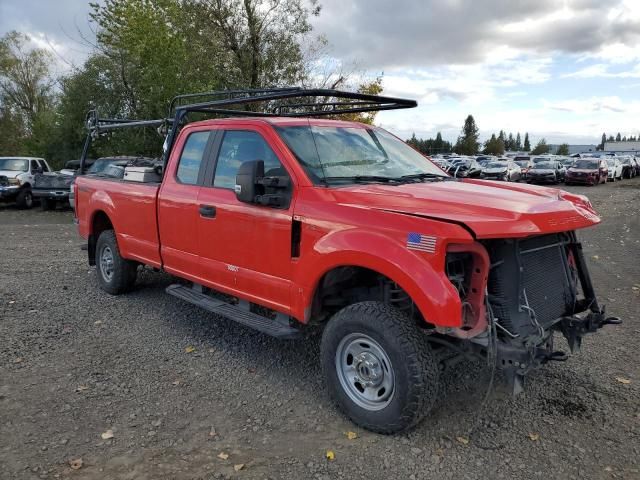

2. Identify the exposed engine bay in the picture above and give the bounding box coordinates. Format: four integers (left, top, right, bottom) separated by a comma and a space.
443, 231, 621, 392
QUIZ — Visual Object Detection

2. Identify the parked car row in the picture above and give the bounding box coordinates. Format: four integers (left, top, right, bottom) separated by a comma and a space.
431, 152, 640, 186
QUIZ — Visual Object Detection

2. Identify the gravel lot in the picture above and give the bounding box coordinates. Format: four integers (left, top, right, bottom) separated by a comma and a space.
1, 179, 639, 480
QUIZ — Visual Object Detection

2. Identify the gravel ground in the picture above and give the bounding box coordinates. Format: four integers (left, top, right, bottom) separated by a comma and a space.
1, 179, 639, 480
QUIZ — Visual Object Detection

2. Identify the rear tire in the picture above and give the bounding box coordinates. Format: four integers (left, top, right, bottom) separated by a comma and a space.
16, 188, 33, 209
95, 230, 138, 295
321, 301, 439, 434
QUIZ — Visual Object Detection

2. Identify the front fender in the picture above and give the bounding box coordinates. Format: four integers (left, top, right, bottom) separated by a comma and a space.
292, 228, 467, 327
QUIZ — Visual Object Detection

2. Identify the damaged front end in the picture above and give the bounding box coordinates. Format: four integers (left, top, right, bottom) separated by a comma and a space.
441, 231, 621, 393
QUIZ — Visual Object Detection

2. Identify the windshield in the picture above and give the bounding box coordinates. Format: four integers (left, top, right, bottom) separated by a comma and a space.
0, 158, 29, 172
606, 159, 616, 166
573, 160, 598, 169
532, 157, 550, 163
276, 125, 447, 183
485, 162, 507, 168
514, 160, 529, 167
534, 162, 555, 169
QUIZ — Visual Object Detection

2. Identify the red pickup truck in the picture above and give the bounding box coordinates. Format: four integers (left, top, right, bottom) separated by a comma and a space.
74, 89, 619, 433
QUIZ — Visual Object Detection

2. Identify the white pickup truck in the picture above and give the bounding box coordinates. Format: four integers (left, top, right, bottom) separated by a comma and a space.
0, 157, 52, 209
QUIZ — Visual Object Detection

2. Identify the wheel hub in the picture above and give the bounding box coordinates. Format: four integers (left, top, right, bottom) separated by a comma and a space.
353, 352, 383, 386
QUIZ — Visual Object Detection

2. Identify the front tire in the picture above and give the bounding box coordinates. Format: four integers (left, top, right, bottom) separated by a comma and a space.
321, 301, 439, 434
95, 230, 138, 295
16, 188, 33, 209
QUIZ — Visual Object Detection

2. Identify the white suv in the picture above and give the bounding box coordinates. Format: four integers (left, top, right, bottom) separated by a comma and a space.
0, 157, 52, 209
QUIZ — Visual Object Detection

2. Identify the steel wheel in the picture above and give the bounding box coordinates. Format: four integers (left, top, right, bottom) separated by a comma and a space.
335, 333, 395, 411
99, 245, 115, 283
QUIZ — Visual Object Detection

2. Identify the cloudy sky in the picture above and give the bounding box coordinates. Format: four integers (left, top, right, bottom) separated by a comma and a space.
2, 0, 639, 145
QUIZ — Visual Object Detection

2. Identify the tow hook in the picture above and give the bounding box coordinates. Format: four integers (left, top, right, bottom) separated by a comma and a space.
545, 351, 568, 362
602, 316, 622, 326
558, 310, 622, 354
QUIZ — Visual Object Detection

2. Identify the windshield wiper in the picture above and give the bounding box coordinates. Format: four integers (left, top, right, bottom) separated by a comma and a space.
399, 172, 448, 182
323, 175, 402, 184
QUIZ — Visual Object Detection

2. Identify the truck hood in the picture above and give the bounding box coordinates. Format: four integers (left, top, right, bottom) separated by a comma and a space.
330, 178, 600, 238
0, 170, 21, 179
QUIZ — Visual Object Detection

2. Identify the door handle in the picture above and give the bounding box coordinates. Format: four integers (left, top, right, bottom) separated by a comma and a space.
199, 204, 216, 218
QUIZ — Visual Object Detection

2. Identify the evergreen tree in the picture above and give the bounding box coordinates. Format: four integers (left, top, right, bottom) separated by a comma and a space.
506, 132, 515, 151
608, 135, 615, 142
616, 132, 622, 141
483, 133, 505, 155
516, 132, 522, 150
556, 143, 569, 155
454, 115, 480, 155
524, 132, 531, 151
600, 132, 606, 150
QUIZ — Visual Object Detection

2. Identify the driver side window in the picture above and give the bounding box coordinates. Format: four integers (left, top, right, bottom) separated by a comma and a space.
213, 130, 284, 189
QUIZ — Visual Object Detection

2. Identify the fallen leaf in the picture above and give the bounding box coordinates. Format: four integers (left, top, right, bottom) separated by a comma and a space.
325, 450, 335, 461
94, 320, 103, 325
632, 286, 639, 291
234, 464, 245, 472
185, 346, 196, 353
592, 255, 599, 260
616, 377, 631, 384
345, 431, 358, 440
456, 436, 469, 445
75, 385, 89, 392
13, 357, 23, 364
217, 452, 229, 460
69, 458, 83, 470
209, 427, 217, 437
8, 300, 15, 304
528, 433, 540, 441
171, 379, 181, 386
101, 429, 114, 440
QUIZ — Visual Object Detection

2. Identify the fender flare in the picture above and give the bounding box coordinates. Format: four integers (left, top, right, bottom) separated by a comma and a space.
293, 229, 466, 328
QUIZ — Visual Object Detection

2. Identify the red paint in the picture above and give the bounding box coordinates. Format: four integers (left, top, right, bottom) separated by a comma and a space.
75, 118, 601, 330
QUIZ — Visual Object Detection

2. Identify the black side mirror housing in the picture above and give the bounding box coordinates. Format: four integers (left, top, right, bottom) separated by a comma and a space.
235, 160, 265, 203
235, 160, 291, 208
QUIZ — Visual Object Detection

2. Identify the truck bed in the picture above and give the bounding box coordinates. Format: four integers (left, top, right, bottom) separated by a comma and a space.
75, 176, 162, 268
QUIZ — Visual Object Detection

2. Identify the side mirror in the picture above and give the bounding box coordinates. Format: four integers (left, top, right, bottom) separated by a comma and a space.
235, 160, 265, 203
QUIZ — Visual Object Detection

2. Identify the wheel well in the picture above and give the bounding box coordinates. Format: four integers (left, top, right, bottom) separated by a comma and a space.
88, 211, 113, 266
309, 266, 419, 324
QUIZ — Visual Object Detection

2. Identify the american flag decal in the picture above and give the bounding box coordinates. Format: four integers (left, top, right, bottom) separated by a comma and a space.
406, 233, 437, 253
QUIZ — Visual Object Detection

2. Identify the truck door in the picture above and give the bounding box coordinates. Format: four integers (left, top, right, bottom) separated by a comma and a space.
158, 128, 217, 280
196, 127, 295, 313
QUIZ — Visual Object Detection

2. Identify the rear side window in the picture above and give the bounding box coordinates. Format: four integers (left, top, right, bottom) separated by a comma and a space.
213, 130, 283, 189
176, 131, 211, 185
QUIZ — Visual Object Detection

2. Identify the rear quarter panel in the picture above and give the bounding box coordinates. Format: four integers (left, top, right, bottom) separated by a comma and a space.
76, 176, 161, 267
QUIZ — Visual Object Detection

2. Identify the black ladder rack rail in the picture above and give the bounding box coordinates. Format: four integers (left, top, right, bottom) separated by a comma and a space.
79, 88, 418, 174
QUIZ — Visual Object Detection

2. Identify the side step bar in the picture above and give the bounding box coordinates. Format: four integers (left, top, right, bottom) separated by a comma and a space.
166, 284, 301, 339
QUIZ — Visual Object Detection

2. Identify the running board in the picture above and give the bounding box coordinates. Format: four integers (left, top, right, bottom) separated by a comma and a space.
166, 284, 301, 339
